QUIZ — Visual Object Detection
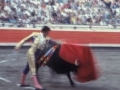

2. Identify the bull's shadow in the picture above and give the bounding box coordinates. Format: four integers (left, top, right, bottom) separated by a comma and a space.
38, 76, 111, 90
46, 80, 113, 90
38, 67, 112, 90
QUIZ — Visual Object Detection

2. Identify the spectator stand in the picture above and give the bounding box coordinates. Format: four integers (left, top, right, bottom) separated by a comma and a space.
0, 0, 120, 28
0, 23, 120, 30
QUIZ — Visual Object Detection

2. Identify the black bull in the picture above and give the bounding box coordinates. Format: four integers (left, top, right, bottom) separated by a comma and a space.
36, 43, 79, 87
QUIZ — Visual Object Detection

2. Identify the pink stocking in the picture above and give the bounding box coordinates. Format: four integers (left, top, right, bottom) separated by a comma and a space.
32, 75, 43, 89
20, 73, 27, 85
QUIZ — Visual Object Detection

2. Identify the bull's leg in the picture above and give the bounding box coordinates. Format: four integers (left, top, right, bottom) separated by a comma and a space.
49, 68, 55, 77
49, 68, 58, 82
67, 72, 75, 87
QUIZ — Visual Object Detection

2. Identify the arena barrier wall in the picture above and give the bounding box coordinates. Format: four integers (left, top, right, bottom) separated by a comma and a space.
0, 28, 120, 47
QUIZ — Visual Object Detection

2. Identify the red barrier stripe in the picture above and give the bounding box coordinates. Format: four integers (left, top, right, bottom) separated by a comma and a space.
0, 29, 120, 44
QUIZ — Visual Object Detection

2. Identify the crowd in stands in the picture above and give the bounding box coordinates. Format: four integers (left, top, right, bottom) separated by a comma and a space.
0, 0, 120, 27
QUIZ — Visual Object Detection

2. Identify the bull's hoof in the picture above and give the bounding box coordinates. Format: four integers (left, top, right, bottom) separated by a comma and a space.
71, 84, 76, 87
35, 88, 46, 90
71, 83, 76, 87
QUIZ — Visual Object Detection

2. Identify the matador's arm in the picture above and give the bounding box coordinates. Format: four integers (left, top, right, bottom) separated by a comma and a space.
15, 32, 38, 49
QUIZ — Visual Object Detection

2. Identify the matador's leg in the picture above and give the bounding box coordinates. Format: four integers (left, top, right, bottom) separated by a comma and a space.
23, 62, 30, 74
20, 49, 40, 86
20, 62, 40, 86
27, 51, 43, 89
20, 63, 30, 86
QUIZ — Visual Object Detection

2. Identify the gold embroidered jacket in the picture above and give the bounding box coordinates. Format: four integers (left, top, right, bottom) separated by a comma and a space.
16, 32, 50, 75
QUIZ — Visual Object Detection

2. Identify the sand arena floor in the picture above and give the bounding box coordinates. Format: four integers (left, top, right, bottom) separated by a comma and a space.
0, 47, 120, 90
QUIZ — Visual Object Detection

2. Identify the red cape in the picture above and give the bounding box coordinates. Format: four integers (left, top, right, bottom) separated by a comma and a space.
59, 44, 100, 82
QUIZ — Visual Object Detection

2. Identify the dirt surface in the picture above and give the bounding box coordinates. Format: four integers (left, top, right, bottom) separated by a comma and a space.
0, 47, 120, 90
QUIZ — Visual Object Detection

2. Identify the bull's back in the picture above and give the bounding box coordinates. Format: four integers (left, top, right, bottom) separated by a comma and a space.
37, 44, 78, 74
47, 45, 78, 74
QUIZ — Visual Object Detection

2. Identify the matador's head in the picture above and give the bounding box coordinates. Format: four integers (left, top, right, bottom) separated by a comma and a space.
41, 26, 51, 37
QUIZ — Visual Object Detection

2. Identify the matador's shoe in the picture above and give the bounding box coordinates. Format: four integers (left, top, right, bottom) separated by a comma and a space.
20, 84, 30, 87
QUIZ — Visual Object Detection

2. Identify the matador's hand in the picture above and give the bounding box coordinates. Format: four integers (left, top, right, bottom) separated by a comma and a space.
14, 47, 20, 50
